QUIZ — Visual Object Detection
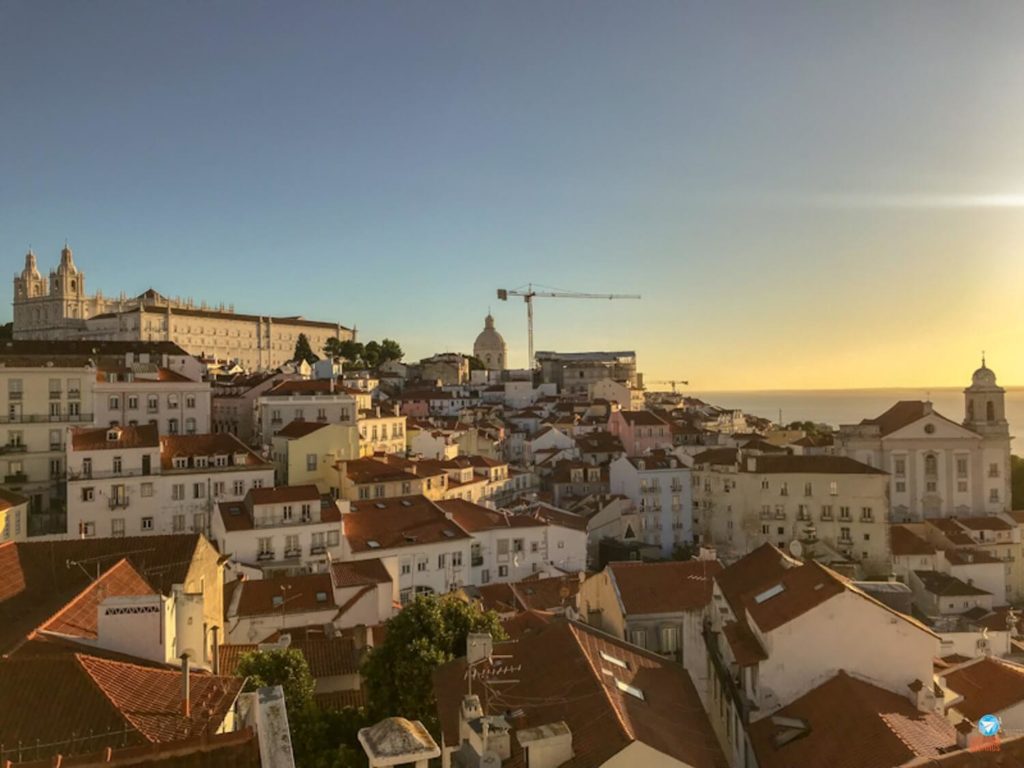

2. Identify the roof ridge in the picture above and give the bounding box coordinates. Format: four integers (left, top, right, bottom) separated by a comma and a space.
37, 558, 155, 637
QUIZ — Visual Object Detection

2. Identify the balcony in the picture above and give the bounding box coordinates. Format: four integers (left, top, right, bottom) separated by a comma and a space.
0, 412, 93, 425
8, 392, 22, 401
284, 547, 302, 559
3, 472, 27, 484
1, 444, 26, 454
108, 498, 129, 510
759, 510, 771, 520
257, 551, 276, 562
310, 545, 326, 555
68, 389, 81, 400
703, 625, 756, 724
821, 513, 833, 521
471, 556, 484, 567
774, 511, 786, 520
860, 514, 874, 523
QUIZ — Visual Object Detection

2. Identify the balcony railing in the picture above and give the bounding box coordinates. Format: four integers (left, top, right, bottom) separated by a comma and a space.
1, 444, 26, 454
3, 473, 27, 484
68, 389, 81, 400
471, 556, 484, 567
108, 498, 130, 509
8, 392, 22, 401
774, 511, 786, 520
310, 544, 326, 555
257, 551, 276, 562
284, 547, 302, 559
0, 413, 93, 425
703, 625, 756, 724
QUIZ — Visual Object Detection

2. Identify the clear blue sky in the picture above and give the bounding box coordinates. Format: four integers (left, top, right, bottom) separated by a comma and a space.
3, 1, 1024, 388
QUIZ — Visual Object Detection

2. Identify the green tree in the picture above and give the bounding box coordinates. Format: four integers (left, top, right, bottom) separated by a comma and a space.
293, 333, 320, 365
362, 594, 505, 733
378, 338, 404, 364
1012, 455, 1024, 510
671, 542, 695, 561
362, 340, 382, 369
236, 648, 316, 713
323, 337, 346, 360
467, 355, 485, 372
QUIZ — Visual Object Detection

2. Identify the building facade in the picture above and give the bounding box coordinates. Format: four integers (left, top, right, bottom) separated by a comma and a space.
13, 245, 355, 370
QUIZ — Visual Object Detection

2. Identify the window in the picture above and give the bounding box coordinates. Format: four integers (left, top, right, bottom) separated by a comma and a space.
306, 454, 317, 472
185, 418, 196, 435
112, 456, 123, 474
452, 551, 463, 567
958, 480, 968, 493
895, 481, 906, 493
803, 482, 812, 497
213, 481, 225, 497
258, 537, 273, 555
401, 562, 411, 575
168, 395, 179, 409
186, 395, 196, 409
233, 480, 245, 495
481, 569, 490, 583
630, 629, 647, 648
839, 506, 851, 521
828, 480, 838, 496
780, 482, 788, 496
957, 457, 968, 478
108, 395, 120, 410
358, 486, 370, 500
925, 454, 938, 477
172, 483, 185, 500
80, 521, 96, 538
168, 418, 179, 435
989, 463, 1001, 478
498, 565, 508, 577
147, 395, 159, 412
193, 483, 205, 499
761, 524, 770, 535
141, 482, 153, 497
374, 484, 385, 498
173, 514, 185, 532
127, 396, 139, 410
840, 526, 851, 542
327, 530, 339, 547
252, 479, 263, 489
438, 553, 447, 569
894, 458, 906, 476
417, 558, 428, 572
283, 505, 293, 521
111, 518, 125, 537
513, 538, 524, 553
990, 488, 1000, 503
285, 534, 299, 554
141, 517, 153, 531
660, 626, 680, 653
82, 487, 94, 502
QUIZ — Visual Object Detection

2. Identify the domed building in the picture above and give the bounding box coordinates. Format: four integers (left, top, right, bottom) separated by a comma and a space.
473, 313, 508, 371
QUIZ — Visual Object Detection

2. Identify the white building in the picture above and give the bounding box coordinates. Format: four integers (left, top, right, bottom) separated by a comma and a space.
257, 379, 361, 446
609, 450, 693, 557
837, 361, 1012, 520
94, 363, 211, 435
65, 426, 274, 540
211, 484, 344, 575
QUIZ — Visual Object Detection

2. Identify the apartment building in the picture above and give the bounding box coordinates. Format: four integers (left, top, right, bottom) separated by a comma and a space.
212, 485, 345, 575
609, 450, 693, 557
212, 371, 295, 444
692, 451, 891, 576
93, 363, 211, 434
256, 379, 363, 446
271, 420, 360, 490
357, 406, 407, 456
65, 426, 274, 539
607, 409, 673, 455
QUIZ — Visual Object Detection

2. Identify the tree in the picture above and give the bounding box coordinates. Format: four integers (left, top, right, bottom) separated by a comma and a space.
467, 355, 485, 372
236, 648, 316, 714
362, 341, 382, 369
323, 337, 346, 360
361, 594, 505, 733
378, 338, 403, 364
293, 333, 319, 365
671, 542, 695, 561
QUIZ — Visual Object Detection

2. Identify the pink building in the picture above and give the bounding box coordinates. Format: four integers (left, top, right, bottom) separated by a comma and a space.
607, 409, 673, 455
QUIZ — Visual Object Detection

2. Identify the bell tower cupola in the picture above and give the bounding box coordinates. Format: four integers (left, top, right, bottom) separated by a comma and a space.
964, 354, 1008, 437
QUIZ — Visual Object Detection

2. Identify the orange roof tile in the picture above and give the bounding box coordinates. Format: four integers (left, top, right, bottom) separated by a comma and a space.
343, 496, 470, 553
71, 424, 159, 451
275, 419, 331, 438
608, 560, 722, 615
38, 559, 155, 640
943, 657, 1024, 720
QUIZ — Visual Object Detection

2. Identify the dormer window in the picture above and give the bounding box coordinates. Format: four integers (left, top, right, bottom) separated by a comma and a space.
194, 456, 208, 468
214, 454, 228, 467
106, 428, 120, 442
234, 452, 248, 465
173, 456, 188, 469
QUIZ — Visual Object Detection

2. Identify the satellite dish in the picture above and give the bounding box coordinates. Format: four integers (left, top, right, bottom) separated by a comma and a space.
788, 540, 804, 559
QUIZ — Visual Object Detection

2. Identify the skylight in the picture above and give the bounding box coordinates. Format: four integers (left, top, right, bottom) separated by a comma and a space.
367, 540, 381, 549
442, 530, 456, 538
271, 595, 284, 607
315, 591, 328, 603
615, 679, 645, 701
754, 584, 786, 604
599, 650, 628, 670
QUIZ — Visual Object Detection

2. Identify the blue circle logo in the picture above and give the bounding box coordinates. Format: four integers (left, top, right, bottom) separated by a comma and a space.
978, 714, 1001, 737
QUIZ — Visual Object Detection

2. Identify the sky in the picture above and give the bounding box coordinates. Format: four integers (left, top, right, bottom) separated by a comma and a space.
1, 1, 1023, 390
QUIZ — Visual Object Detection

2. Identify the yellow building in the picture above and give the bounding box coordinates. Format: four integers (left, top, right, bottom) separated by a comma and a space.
271, 420, 360, 492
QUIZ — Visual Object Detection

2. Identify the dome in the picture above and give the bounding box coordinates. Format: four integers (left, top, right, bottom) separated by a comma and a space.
971, 356, 998, 388
473, 314, 508, 371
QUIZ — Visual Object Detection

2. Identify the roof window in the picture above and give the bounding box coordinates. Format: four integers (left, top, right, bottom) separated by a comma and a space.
754, 584, 786, 604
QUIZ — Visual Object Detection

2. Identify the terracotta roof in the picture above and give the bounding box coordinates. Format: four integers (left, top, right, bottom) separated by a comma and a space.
96, 366, 193, 383
722, 621, 767, 666
926, 518, 975, 547
0, 535, 206, 655
38, 559, 155, 640
511, 575, 581, 612
891, 526, 937, 556
748, 671, 957, 768
433, 620, 727, 768
748, 455, 887, 475
943, 657, 1024, 720
160, 433, 267, 471
316, 689, 366, 711
0, 653, 243, 756
71, 424, 160, 451
859, 400, 931, 436
7, 726, 262, 767
330, 558, 392, 588
0, 488, 28, 511
220, 635, 361, 679
692, 448, 739, 466
519, 503, 589, 532
474, 583, 518, 613
614, 410, 670, 427
248, 484, 320, 505
575, 431, 625, 454
343, 496, 470, 553
341, 457, 420, 484
944, 548, 1003, 566
914, 570, 991, 597
230, 573, 337, 618
607, 560, 723, 615
436, 499, 544, 533
501, 609, 556, 639
265, 380, 353, 397
955, 516, 1014, 532
275, 419, 331, 439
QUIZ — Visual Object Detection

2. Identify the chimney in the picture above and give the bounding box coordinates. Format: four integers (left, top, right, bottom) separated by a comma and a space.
955, 718, 973, 749
180, 652, 191, 717
211, 626, 221, 675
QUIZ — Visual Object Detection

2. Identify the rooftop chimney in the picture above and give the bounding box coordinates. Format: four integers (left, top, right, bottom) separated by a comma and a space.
180, 652, 191, 718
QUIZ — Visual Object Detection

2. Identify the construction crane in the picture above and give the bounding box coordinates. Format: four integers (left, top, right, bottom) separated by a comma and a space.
651, 379, 689, 394
497, 284, 641, 368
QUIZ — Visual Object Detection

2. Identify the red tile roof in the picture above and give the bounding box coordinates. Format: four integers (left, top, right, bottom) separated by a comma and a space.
891, 525, 937, 556
343, 496, 470, 553
748, 671, 957, 768
748, 455, 887, 475
248, 484, 320, 505
38, 559, 155, 640
274, 419, 331, 439
436, 499, 543, 532
230, 573, 336, 618
607, 560, 723, 615
160, 434, 267, 471
943, 657, 1024, 720
71, 424, 160, 451
614, 410, 670, 427
220, 634, 362, 679
955, 516, 1014, 532
330, 558, 393, 588
433, 620, 727, 768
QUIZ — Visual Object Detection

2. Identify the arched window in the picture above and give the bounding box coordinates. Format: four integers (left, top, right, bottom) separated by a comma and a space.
987, 400, 995, 421
925, 454, 938, 477
967, 400, 975, 420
